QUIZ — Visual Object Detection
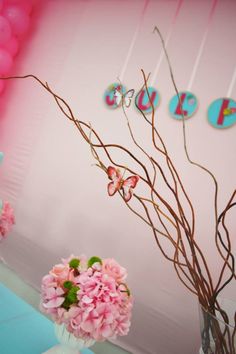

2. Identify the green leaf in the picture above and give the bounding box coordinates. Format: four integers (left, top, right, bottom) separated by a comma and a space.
69, 258, 80, 269
88, 256, 102, 268
67, 286, 80, 304
126, 287, 131, 297
62, 298, 71, 310
120, 283, 131, 297
63, 281, 73, 289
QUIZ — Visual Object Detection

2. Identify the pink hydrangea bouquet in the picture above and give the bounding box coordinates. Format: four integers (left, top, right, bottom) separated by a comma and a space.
0, 152, 15, 241
41, 255, 133, 342
0, 201, 15, 241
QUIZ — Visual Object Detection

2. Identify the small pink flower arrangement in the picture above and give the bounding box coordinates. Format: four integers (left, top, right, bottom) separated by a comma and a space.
0, 201, 15, 241
41, 255, 133, 342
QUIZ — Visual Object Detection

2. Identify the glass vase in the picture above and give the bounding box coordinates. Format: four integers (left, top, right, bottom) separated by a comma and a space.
199, 299, 236, 354
43, 323, 95, 354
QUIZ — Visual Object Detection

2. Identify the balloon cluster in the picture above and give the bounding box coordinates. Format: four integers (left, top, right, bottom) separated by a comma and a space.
0, 0, 36, 94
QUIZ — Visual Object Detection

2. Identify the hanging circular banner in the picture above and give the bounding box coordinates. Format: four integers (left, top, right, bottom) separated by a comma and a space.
0, 152, 3, 164
169, 91, 198, 120
207, 98, 236, 129
135, 87, 160, 114
103, 83, 126, 109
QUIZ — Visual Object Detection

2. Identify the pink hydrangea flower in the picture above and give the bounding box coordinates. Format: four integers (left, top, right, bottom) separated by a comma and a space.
50, 264, 77, 286
40, 255, 133, 342
43, 287, 65, 309
0, 201, 15, 240
102, 258, 127, 283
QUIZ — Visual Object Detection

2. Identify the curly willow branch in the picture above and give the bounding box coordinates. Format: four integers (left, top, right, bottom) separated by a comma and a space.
153, 26, 220, 239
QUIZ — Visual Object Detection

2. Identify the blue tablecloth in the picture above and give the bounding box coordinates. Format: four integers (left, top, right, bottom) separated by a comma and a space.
0, 283, 94, 354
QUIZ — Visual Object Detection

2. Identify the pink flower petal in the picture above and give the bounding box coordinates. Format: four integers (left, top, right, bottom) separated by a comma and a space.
44, 296, 65, 309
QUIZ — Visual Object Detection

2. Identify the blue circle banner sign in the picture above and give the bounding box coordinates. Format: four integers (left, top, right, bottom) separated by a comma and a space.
104, 83, 126, 109
207, 98, 236, 129
169, 91, 198, 120
135, 87, 160, 114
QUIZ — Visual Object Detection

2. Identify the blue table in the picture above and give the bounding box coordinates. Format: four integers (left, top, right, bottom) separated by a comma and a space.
0, 283, 94, 354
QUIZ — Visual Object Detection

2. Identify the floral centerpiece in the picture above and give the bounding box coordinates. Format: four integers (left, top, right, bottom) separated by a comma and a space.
41, 255, 132, 353
0, 200, 15, 241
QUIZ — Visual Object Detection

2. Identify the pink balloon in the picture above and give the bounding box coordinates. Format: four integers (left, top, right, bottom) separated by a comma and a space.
5, 0, 22, 3
0, 16, 12, 46
20, 2, 33, 15
3, 0, 20, 3
4, 0, 33, 15
3, 36, 19, 57
0, 79, 6, 94
3, 5, 30, 36
0, 48, 13, 75
0, 0, 3, 12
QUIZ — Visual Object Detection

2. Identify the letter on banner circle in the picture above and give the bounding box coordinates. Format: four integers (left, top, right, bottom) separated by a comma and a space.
135, 87, 160, 114
169, 91, 198, 120
207, 98, 236, 129
104, 83, 126, 109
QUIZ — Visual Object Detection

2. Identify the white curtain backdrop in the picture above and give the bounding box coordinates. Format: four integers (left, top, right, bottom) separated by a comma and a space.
0, 1, 235, 353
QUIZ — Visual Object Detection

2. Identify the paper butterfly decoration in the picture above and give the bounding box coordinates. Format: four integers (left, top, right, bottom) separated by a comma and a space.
114, 88, 135, 108
107, 166, 139, 202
